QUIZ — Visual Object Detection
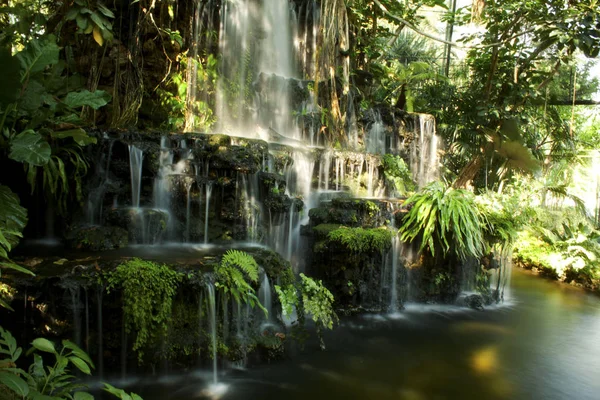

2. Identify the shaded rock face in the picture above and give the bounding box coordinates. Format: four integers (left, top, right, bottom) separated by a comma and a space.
1, 248, 293, 374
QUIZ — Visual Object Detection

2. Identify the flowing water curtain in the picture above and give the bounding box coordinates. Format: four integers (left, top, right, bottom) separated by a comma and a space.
315, 0, 351, 145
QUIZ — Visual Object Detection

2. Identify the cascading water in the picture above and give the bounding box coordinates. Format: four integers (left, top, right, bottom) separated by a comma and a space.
206, 283, 218, 384
259, 273, 273, 322
129, 145, 144, 208
204, 182, 213, 244
366, 110, 386, 155
410, 114, 441, 187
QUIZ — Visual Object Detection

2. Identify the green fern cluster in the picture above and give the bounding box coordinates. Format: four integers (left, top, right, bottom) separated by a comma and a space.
400, 181, 485, 260
327, 226, 393, 253
106, 259, 182, 362
214, 250, 266, 315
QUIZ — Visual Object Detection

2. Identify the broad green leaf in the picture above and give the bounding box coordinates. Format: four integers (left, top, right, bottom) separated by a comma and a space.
31, 338, 57, 354
97, 3, 115, 18
16, 36, 60, 78
64, 90, 111, 110
74, 392, 95, 400
0, 185, 28, 259
68, 356, 91, 374
0, 371, 29, 397
0, 261, 33, 275
0, 47, 22, 107
62, 340, 95, 368
9, 130, 51, 167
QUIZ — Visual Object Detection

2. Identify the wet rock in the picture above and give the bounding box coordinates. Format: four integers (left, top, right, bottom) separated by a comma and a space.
463, 294, 485, 310
65, 225, 129, 251
105, 207, 169, 244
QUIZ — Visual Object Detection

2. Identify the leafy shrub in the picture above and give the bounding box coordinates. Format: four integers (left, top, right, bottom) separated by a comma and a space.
214, 250, 266, 315
106, 259, 182, 362
326, 226, 393, 253
381, 154, 415, 196
400, 181, 485, 260
0, 326, 142, 400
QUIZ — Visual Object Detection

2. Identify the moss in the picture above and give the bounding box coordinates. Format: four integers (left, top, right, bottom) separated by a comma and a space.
326, 226, 393, 253
313, 224, 343, 239
65, 225, 129, 251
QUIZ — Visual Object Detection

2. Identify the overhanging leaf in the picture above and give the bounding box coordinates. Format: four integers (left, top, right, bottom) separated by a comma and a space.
64, 90, 111, 110
68, 356, 91, 375
16, 36, 60, 79
0, 371, 29, 397
0, 185, 28, 258
9, 130, 51, 166
0, 47, 22, 107
52, 129, 97, 146
31, 338, 56, 354
74, 392, 95, 400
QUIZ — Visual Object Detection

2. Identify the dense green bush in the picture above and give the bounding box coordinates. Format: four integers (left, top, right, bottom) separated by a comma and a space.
106, 259, 182, 362
400, 181, 485, 260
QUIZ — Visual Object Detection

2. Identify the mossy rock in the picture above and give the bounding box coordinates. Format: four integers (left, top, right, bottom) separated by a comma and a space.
105, 207, 169, 243
65, 225, 129, 251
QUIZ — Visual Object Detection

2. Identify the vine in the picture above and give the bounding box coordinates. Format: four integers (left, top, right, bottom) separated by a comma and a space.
105, 258, 182, 362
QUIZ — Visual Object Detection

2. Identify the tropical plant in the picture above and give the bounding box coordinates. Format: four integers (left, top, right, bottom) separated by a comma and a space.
0, 33, 109, 213
381, 154, 415, 196
0, 327, 95, 399
214, 250, 266, 315
0, 326, 143, 400
105, 259, 182, 362
399, 181, 485, 260
0, 185, 35, 310
275, 273, 338, 349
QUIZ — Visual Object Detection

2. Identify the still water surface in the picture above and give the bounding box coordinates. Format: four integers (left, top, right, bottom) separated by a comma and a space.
121, 268, 600, 400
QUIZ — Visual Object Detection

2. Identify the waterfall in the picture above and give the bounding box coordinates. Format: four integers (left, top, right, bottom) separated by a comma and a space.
206, 283, 218, 384
389, 238, 399, 313
204, 182, 213, 244
366, 110, 386, 155
410, 114, 441, 187
69, 287, 82, 348
259, 274, 272, 322
128, 145, 144, 208
96, 287, 104, 379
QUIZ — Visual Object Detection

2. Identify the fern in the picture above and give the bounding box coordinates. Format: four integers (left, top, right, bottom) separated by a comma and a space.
400, 181, 485, 260
220, 249, 259, 283
214, 250, 266, 316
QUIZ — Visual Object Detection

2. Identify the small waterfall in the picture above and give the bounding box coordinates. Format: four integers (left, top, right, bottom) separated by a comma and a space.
128, 145, 144, 208
185, 181, 193, 242
259, 274, 272, 321
206, 283, 218, 384
204, 182, 213, 244
410, 114, 440, 187
238, 173, 261, 243
389, 235, 400, 313
96, 287, 104, 379
69, 287, 82, 348
366, 110, 386, 155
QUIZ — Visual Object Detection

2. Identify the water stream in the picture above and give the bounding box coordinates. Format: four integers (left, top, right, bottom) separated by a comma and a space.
117, 269, 600, 400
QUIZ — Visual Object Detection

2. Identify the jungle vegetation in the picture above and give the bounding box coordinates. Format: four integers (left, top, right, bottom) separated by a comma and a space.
0, 2, 599, 396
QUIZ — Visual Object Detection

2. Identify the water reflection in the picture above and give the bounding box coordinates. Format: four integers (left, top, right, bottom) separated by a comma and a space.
119, 268, 600, 400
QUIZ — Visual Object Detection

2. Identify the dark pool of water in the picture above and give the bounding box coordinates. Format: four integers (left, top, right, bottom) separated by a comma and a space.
110, 268, 600, 400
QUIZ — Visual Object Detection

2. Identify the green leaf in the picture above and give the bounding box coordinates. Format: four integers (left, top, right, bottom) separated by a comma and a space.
0, 371, 29, 397
9, 130, 51, 167
68, 356, 91, 375
16, 36, 60, 78
97, 3, 115, 18
62, 340, 95, 368
74, 392, 95, 400
31, 338, 57, 354
0, 47, 22, 107
64, 90, 111, 110
0, 185, 28, 260
0, 261, 34, 276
